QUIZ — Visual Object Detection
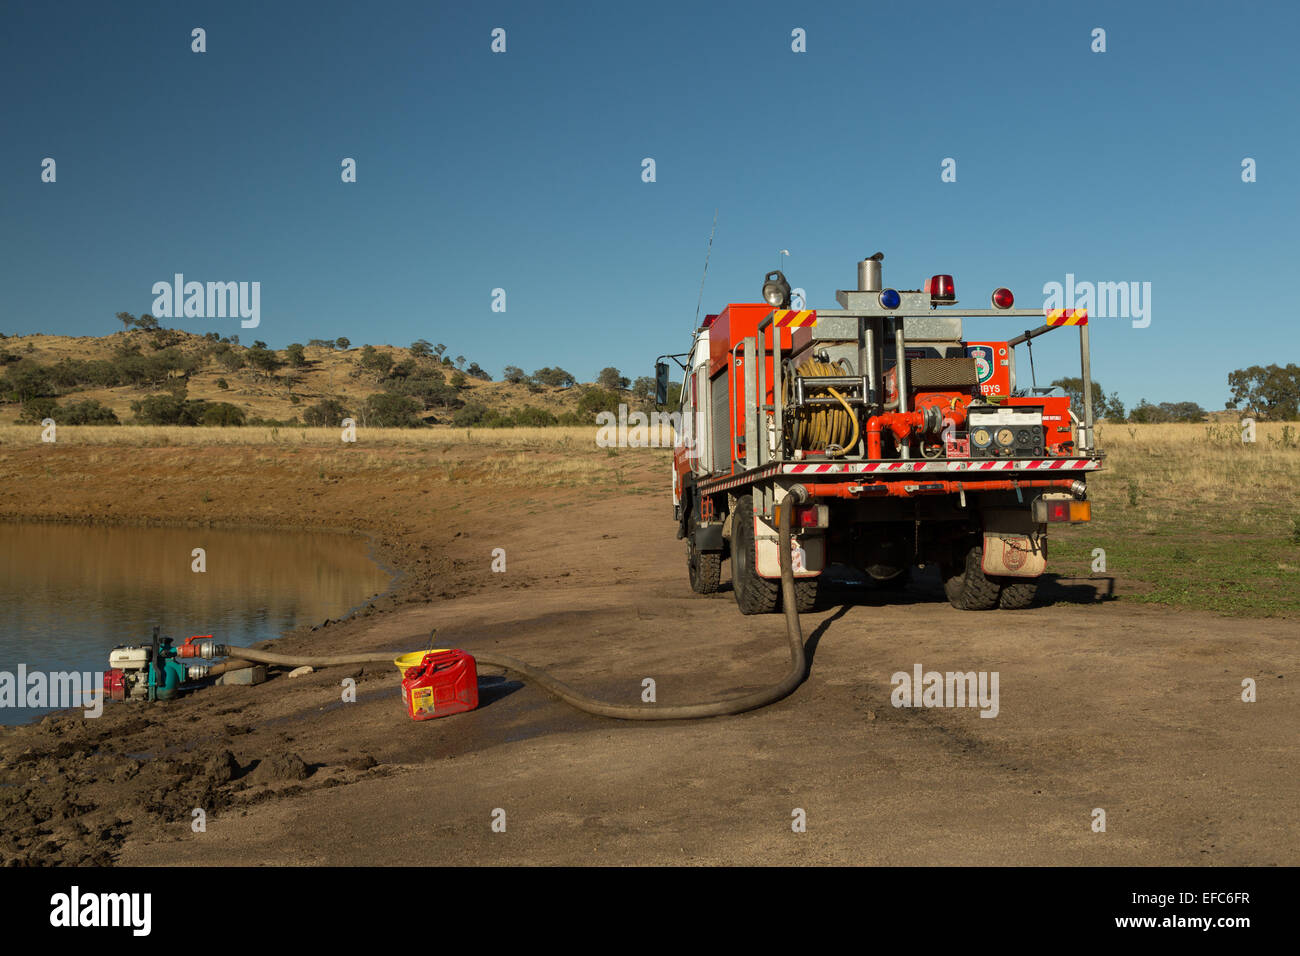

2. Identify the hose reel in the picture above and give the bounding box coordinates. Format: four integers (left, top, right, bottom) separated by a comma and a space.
784, 357, 861, 458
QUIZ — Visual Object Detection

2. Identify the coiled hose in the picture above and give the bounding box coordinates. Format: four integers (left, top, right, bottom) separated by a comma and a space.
787, 358, 860, 457
217, 490, 811, 720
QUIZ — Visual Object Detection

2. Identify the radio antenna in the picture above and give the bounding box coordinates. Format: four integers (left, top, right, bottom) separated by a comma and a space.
693, 208, 718, 331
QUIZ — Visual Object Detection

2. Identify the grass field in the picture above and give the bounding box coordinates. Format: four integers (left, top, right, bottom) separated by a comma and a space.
1051, 421, 1300, 617
2, 420, 1296, 617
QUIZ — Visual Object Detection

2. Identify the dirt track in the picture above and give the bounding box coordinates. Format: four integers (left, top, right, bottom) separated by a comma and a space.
1, 445, 1295, 866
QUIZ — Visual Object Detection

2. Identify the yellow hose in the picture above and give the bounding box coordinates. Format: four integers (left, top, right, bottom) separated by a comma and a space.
787, 358, 860, 457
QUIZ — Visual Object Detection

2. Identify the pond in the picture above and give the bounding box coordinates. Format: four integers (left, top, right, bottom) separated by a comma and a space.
0, 522, 395, 724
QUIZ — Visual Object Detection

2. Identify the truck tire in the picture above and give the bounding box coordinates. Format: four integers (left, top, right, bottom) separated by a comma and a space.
687, 512, 722, 595
794, 578, 819, 612
942, 544, 1001, 610
997, 579, 1038, 609
731, 496, 780, 615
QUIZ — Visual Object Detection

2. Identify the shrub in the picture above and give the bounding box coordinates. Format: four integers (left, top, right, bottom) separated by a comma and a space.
200, 402, 246, 427
61, 399, 120, 425
362, 392, 423, 428
304, 398, 350, 427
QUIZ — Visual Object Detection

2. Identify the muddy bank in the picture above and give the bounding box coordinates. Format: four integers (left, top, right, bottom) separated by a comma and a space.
0, 440, 646, 865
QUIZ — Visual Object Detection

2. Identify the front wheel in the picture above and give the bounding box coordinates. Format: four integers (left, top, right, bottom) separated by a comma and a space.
687, 513, 722, 594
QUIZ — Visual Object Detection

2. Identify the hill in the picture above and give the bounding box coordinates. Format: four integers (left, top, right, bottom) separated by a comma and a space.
0, 330, 639, 427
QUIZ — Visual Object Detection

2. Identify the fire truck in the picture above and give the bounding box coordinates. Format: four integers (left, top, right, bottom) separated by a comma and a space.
656, 254, 1101, 614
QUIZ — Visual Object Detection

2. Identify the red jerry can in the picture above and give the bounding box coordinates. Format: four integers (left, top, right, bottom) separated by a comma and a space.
401, 649, 478, 720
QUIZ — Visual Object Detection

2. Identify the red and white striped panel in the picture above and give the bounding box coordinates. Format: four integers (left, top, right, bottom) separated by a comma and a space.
783, 459, 1099, 475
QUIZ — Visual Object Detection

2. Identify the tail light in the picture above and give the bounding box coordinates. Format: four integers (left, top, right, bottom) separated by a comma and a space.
773, 503, 829, 529
1034, 497, 1091, 523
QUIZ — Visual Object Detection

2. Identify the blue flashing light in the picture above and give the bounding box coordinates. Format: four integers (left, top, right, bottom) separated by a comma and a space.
879, 288, 901, 310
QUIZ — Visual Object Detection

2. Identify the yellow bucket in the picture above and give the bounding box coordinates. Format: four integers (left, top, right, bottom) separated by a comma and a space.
394, 650, 450, 674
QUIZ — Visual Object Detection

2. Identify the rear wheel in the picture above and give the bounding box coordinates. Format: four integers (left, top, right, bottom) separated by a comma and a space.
942, 543, 1001, 610
794, 578, 819, 612
997, 579, 1038, 609
731, 496, 780, 615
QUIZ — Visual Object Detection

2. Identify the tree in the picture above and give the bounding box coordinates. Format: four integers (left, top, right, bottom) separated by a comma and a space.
116, 311, 136, 331
1227, 363, 1300, 420
361, 392, 423, 428
597, 367, 630, 390
335, 337, 351, 351
513, 406, 557, 426
530, 366, 576, 388
1049, 376, 1122, 419
245, 345, 282, 374
451, 370, 466, 388
304, 398, 349, 427
455, 355, 466, 369
201, 402, 246, 426
18, 397, 59, 423
410, 339, 433, 358
631, 376, 656, 405
360, 345, 394, 377
576, 386, 623, 417
135, 314, 160, 330
286, 343, 307, 368
503, 365, 526, 384
61, 399, 120, 425
434, 343, 447, 360
466, 362, 491, 380
216, 378, 229, 390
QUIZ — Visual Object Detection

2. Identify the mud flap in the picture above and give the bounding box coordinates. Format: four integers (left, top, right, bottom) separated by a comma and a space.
754, 512, 824, 579
982, 532, 1045, 577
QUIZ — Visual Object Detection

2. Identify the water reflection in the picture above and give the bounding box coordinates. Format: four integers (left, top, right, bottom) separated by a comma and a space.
0, 522, 394, 724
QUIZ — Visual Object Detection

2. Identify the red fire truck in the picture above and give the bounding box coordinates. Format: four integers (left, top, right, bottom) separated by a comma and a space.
656, 254, 1101, 614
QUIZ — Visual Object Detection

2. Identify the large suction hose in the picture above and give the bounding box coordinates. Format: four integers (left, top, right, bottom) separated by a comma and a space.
212, 489, 812, 721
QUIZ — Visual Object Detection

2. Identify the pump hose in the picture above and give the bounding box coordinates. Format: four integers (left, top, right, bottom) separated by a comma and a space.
216, 491, 811, 720
786, 358, 860, 457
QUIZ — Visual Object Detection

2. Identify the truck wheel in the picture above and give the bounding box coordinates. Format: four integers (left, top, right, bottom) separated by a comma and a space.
687, 514, 722, 594
997, 579, 1038, 610
942, 544, 1001, 610
794, 578, 819, 612
731, 496, 780, 615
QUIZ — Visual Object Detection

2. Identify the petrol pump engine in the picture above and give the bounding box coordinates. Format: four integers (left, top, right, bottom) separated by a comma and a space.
103, 629, 214, 702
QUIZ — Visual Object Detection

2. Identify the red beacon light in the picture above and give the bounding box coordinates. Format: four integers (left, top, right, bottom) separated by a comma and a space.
925, 274, 956, 302
991, 287, 1014, 309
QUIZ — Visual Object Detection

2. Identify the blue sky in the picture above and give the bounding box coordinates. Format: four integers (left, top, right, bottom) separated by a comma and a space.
2, 0, 1296, 409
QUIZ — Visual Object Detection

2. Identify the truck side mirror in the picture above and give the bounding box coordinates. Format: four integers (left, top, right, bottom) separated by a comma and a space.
654, 362, 670, 406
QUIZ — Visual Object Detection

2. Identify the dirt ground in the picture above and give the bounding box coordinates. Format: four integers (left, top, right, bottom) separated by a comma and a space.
0, 442, 1295, 866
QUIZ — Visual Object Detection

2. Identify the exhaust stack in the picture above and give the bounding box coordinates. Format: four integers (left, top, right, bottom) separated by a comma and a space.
857, 253, 883, 292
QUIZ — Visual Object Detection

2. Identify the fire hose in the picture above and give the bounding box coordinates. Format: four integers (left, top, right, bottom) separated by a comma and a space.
787, 358, 859, 458
195, 488, 812, 720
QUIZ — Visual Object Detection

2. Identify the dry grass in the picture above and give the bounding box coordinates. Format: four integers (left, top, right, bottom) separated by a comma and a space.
0, 424, 679, 450
1093, 421, 1300, 509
